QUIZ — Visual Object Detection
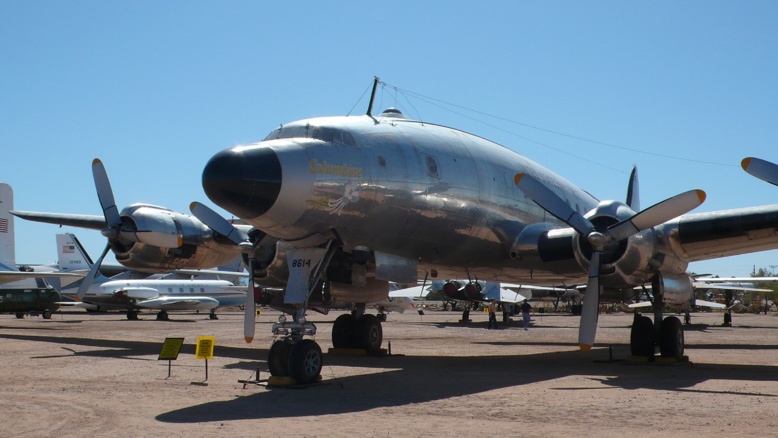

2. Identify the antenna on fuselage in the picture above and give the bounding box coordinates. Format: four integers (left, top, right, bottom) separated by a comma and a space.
366, 76, 380, 122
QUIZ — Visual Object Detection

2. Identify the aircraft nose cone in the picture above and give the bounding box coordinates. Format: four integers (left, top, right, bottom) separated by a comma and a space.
202, 146, 282, 219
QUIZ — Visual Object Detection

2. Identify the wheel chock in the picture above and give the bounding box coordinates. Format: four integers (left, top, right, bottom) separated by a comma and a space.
655, 355, 689, 364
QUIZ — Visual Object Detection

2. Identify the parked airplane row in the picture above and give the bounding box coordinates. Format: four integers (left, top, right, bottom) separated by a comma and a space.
10, 79, 778, 385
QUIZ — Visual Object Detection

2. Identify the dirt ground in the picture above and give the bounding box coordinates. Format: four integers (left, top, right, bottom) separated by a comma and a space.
1, 307, 777, 438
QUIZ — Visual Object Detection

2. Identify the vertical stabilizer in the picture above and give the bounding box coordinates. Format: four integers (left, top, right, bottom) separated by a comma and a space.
0, 183, 15, 270
57, 233, 93, 271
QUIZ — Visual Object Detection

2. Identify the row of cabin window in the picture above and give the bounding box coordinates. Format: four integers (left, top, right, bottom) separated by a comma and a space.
168, 288, 206, 293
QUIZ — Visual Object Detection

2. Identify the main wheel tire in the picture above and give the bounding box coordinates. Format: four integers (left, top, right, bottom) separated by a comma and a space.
127, 311, 139, 320
659, 316, 685, 360
332, 313, 356, 348
42, 310, 52, 319
630, 315, 655, 358
267, 339, 293, 377
355, 314, 383, 355
289, 340, 323, 384
15, 312, 24, 319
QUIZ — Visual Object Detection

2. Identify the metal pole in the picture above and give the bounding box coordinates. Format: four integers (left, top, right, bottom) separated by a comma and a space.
366, 77, 379, 117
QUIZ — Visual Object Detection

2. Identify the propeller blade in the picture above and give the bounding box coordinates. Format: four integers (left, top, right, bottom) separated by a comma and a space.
190, 202, 250, 246
578, 251, 601, 351
515, 173, 594, 235
626, 166, 640, 211
92, 159, 122, 228
75, 243, 111, 301
608, 189, 706, 241
244, 258, 256, 343
742, 157, 778, 187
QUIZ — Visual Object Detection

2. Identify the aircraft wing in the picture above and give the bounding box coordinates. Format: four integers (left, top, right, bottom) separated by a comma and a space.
693, 282, 772, 293
0, 271, 85, 285
388, 285, 429, 299
628, 298, 727, 309
369, 296, 416, 314
10, 211, 106, 230
696, 277, 778, 283
693, 299, 727, 309
481, 282, 528, 303
500, 283, 580, 301
167, 268, 248, 278
136, 296, 219, 311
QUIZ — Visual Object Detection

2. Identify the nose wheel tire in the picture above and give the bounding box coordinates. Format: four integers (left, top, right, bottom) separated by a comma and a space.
288, 340, 323, 384
267, 339, 293, 377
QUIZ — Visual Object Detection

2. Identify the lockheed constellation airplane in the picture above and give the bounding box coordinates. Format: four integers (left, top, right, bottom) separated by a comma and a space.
14, 80, 778, 385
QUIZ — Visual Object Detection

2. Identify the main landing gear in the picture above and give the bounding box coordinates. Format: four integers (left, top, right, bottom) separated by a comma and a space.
332, 305, 383, 355
630, 313, 685, 360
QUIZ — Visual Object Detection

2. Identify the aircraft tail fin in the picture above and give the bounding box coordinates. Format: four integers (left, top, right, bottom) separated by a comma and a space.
57, 233, 94, 271
0, 183, 15, 270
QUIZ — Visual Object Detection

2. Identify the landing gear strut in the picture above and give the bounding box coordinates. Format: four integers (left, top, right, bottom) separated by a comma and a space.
266, 243, 337, 384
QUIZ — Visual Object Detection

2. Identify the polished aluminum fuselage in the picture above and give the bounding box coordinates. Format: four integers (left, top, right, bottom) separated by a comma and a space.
209, 111, 778, 291
238, 113, 598, 284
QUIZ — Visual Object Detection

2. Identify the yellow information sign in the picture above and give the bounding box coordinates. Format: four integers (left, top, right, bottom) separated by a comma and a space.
158, 337, 185, 361
195, 336, 215, 359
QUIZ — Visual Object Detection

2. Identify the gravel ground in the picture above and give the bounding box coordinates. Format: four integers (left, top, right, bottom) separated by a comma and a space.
1, 307, 777, 438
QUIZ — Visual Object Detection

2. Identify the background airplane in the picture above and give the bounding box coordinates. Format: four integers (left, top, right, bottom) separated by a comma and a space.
54, 232, 246, 320
0, 182, 88, 319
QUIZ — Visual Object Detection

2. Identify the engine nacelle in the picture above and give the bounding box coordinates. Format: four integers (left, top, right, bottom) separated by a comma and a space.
654, 272, 695, 307
110, 203, 240, 272
463, 281, 484, 301
511, 199, 692, 291
443, 280, 465, 299
510, 224, 581, 276
119, 206, 182, 248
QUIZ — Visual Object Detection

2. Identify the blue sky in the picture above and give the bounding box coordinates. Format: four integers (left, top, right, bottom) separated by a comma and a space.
2, 1, 778, 277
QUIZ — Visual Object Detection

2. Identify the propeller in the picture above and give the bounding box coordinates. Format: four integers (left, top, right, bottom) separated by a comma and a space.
190, 202, 251, 248
742, 157, 778, 187
75, 159, 186, 300
74, 159, 123, 300
514, 172, 706, 351
190, 201, 256, 342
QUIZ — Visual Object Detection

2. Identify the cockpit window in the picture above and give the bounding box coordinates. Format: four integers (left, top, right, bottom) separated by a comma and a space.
264, 124, 356, 146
